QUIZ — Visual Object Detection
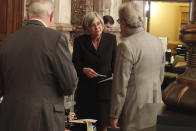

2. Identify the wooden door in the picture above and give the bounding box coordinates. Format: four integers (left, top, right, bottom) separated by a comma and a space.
0, 0, 23, 41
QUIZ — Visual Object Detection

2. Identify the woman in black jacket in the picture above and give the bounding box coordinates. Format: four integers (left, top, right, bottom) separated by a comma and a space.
72, 12, 117, 131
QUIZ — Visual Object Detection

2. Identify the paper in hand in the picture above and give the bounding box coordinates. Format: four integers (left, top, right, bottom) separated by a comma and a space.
97, 73, 107, 77
98, 76, 113, 83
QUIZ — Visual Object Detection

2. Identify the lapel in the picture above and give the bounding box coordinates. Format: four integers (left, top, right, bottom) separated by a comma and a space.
84, 33, 108, 56
84, 34, 99, 56
97, 33, 106, 53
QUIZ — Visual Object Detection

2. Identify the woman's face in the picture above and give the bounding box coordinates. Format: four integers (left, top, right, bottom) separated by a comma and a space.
88, 17, 103, 38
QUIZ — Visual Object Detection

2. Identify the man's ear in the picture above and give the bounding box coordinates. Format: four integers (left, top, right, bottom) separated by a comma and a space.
121, 20, 126, 28
50, 11, 54, 22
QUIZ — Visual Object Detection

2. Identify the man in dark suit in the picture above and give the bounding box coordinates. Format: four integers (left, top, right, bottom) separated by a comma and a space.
0, 0, 78, 131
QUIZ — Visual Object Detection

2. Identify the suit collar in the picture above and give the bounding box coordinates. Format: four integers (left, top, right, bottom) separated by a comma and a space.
30, 18, 48, 27
85, 35, 97, 55
132, 27, 144, 35
121, 27, 144, 39
128, 27, 143, 36
85, 33, 107, 55
25, 20, 46, 27
98, 33, 106, 52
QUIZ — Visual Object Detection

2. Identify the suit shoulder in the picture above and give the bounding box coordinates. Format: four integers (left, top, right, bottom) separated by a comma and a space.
45, 28, 63, 36
42, 28, 67, 43
148, 32, 161, 41
74, 34, 90, 42
76, 34, 89, 39
103, 32, 116, 39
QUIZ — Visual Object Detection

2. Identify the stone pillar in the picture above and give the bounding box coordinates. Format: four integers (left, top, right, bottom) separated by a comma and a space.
54, 0, 71, 24
98, 0, 111, 16
51, 0, 72, 53
96, 0, 122, 25
110, 0, 122, 25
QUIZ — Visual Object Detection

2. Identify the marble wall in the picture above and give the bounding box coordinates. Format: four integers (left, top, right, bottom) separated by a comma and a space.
54, 0, 71, 24
97, 0, 122, 26
110, 0, 123, 26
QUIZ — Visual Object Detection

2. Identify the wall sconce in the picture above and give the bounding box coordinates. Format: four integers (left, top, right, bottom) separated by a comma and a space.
145, 1, 150, 15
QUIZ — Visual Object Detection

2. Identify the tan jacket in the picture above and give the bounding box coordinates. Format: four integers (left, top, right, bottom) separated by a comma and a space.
110, 28, 165, 131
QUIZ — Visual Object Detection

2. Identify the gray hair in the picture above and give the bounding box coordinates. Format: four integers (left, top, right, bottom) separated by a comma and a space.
27, 0, 54, 18
82, 12, 104, 31
119, 2, 143, 28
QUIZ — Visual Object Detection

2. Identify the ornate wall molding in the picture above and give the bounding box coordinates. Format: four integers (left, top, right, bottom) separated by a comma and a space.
71, 0, 93, 25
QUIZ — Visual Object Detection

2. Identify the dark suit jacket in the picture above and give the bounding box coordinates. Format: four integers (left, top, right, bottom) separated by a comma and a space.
72, 33, 117, 102
0, 20, 78, 131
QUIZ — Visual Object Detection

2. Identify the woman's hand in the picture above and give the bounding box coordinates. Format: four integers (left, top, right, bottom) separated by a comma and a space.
83, 67, 98, 78
64, 112, 77, 122
69, 112, 77, 121
110, 118, 120, 130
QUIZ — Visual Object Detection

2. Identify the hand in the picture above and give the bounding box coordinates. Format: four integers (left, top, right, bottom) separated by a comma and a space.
0, 97, 3, 103
69, 112, 77, 121
110, 118, 120, 130
83, 67, 98, 78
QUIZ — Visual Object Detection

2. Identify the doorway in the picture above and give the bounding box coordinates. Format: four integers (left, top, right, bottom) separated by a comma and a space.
146, 1, 190, 55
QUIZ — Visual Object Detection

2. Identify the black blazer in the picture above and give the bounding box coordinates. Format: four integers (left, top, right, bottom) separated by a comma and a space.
72, 33, 117, 100
0, 20, 78, 131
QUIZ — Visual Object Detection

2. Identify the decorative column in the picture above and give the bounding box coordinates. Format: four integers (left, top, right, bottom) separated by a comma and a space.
110, 0, 122, 25
98, 0, 111, 16
162, 0, 196, 111
53, 0, 71, 24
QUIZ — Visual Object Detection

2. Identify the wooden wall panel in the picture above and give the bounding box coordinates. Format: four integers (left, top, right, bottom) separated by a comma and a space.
0, 0, 23, 41
0, 0, 8, 40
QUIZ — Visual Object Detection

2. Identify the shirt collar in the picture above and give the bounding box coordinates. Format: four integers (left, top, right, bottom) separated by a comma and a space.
128, 27, 142, 36
30, 18, 48, 27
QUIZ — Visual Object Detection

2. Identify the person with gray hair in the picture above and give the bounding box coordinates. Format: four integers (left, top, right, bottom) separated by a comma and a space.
26, 0, 55, 26
110, 2, 165, 131
0, 0, 78, 131
72, 12, 117, 131
118, 1, 143, 29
